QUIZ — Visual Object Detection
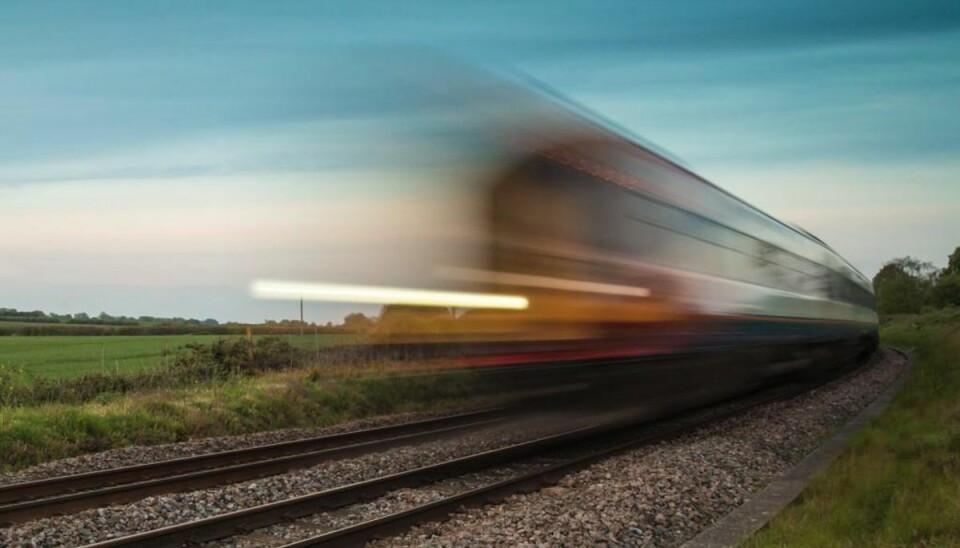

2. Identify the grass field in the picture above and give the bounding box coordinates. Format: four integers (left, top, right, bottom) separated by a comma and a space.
0, 363, 478, 470
0, 334, 354, 379
744, 310, 960, 547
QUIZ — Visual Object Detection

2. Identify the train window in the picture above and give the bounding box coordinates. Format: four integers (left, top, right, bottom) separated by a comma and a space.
720, 248, 739, 280
726, 250, 755, 285
733, 249, 752, 283
716, 230, 738, 255
678, 212, 715, 246
685, 237, 721, 276
765, 262, 788, 290
659, 228, 690, 269
617, 180, 876, 308
650, 203, 677, 229
593, 184, 630, 253
624, 195, 665, 257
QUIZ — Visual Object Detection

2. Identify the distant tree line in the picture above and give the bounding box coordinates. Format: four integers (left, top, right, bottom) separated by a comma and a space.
0, 308, 365, 337
873, 246, 960, 315
0, 309, 220, 327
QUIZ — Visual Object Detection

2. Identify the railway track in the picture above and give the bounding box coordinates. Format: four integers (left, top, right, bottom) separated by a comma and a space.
273, 383, 807, 548
0, 408, 507, 525
80, 368, 846, 548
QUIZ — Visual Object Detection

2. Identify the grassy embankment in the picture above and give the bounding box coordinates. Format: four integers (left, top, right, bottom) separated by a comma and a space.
0, 333, 353, 379
0, 337, 477, 471
745, 307, 960, 547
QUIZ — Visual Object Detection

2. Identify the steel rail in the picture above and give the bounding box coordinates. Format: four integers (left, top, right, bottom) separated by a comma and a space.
0, 408, 507, 525
281, 386, 803, 547
82, 420, 633, 548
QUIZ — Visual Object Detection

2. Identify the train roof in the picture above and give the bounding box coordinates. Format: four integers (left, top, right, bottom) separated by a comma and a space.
521, 81, 872, 290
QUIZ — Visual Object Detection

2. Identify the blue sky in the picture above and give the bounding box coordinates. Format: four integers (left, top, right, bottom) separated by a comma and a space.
2, 1, 958, 322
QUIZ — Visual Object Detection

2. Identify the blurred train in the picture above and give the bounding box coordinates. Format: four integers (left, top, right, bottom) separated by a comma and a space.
431, 121, 878, 409
386, 98, 874, 406
450, 133, 879, 361
254, 71, 879, 410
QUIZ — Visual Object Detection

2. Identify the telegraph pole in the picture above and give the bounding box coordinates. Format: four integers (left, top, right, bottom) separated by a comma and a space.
299, 296, 304, 336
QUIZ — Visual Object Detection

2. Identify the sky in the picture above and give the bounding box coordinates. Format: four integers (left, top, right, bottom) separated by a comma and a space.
1, 1, 959, 323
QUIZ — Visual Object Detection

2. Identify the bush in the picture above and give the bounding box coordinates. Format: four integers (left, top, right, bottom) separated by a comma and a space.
933, 272, 960, 308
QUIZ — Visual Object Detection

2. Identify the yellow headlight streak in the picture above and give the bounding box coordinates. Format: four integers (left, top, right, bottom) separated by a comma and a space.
250, 280, 529, 310
437, 267, 651, 298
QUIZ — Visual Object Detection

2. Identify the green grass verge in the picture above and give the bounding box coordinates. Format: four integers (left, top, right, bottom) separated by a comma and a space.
743, 315, 960, 547
0, 334, 353, 379
0, 365, 476, 471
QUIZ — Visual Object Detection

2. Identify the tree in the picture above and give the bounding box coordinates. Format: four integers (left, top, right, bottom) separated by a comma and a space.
932, 272, 960, 308
872, 256, 937, 314
342, 312, 374, 332
874, 271, 923, 314
946, 246, 960, 276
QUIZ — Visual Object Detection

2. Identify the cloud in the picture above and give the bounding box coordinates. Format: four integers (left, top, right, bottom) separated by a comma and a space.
536, 30, 960, 169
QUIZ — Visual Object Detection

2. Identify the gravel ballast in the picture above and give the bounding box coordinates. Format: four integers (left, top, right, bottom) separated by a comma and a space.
374, 349, 905, 547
